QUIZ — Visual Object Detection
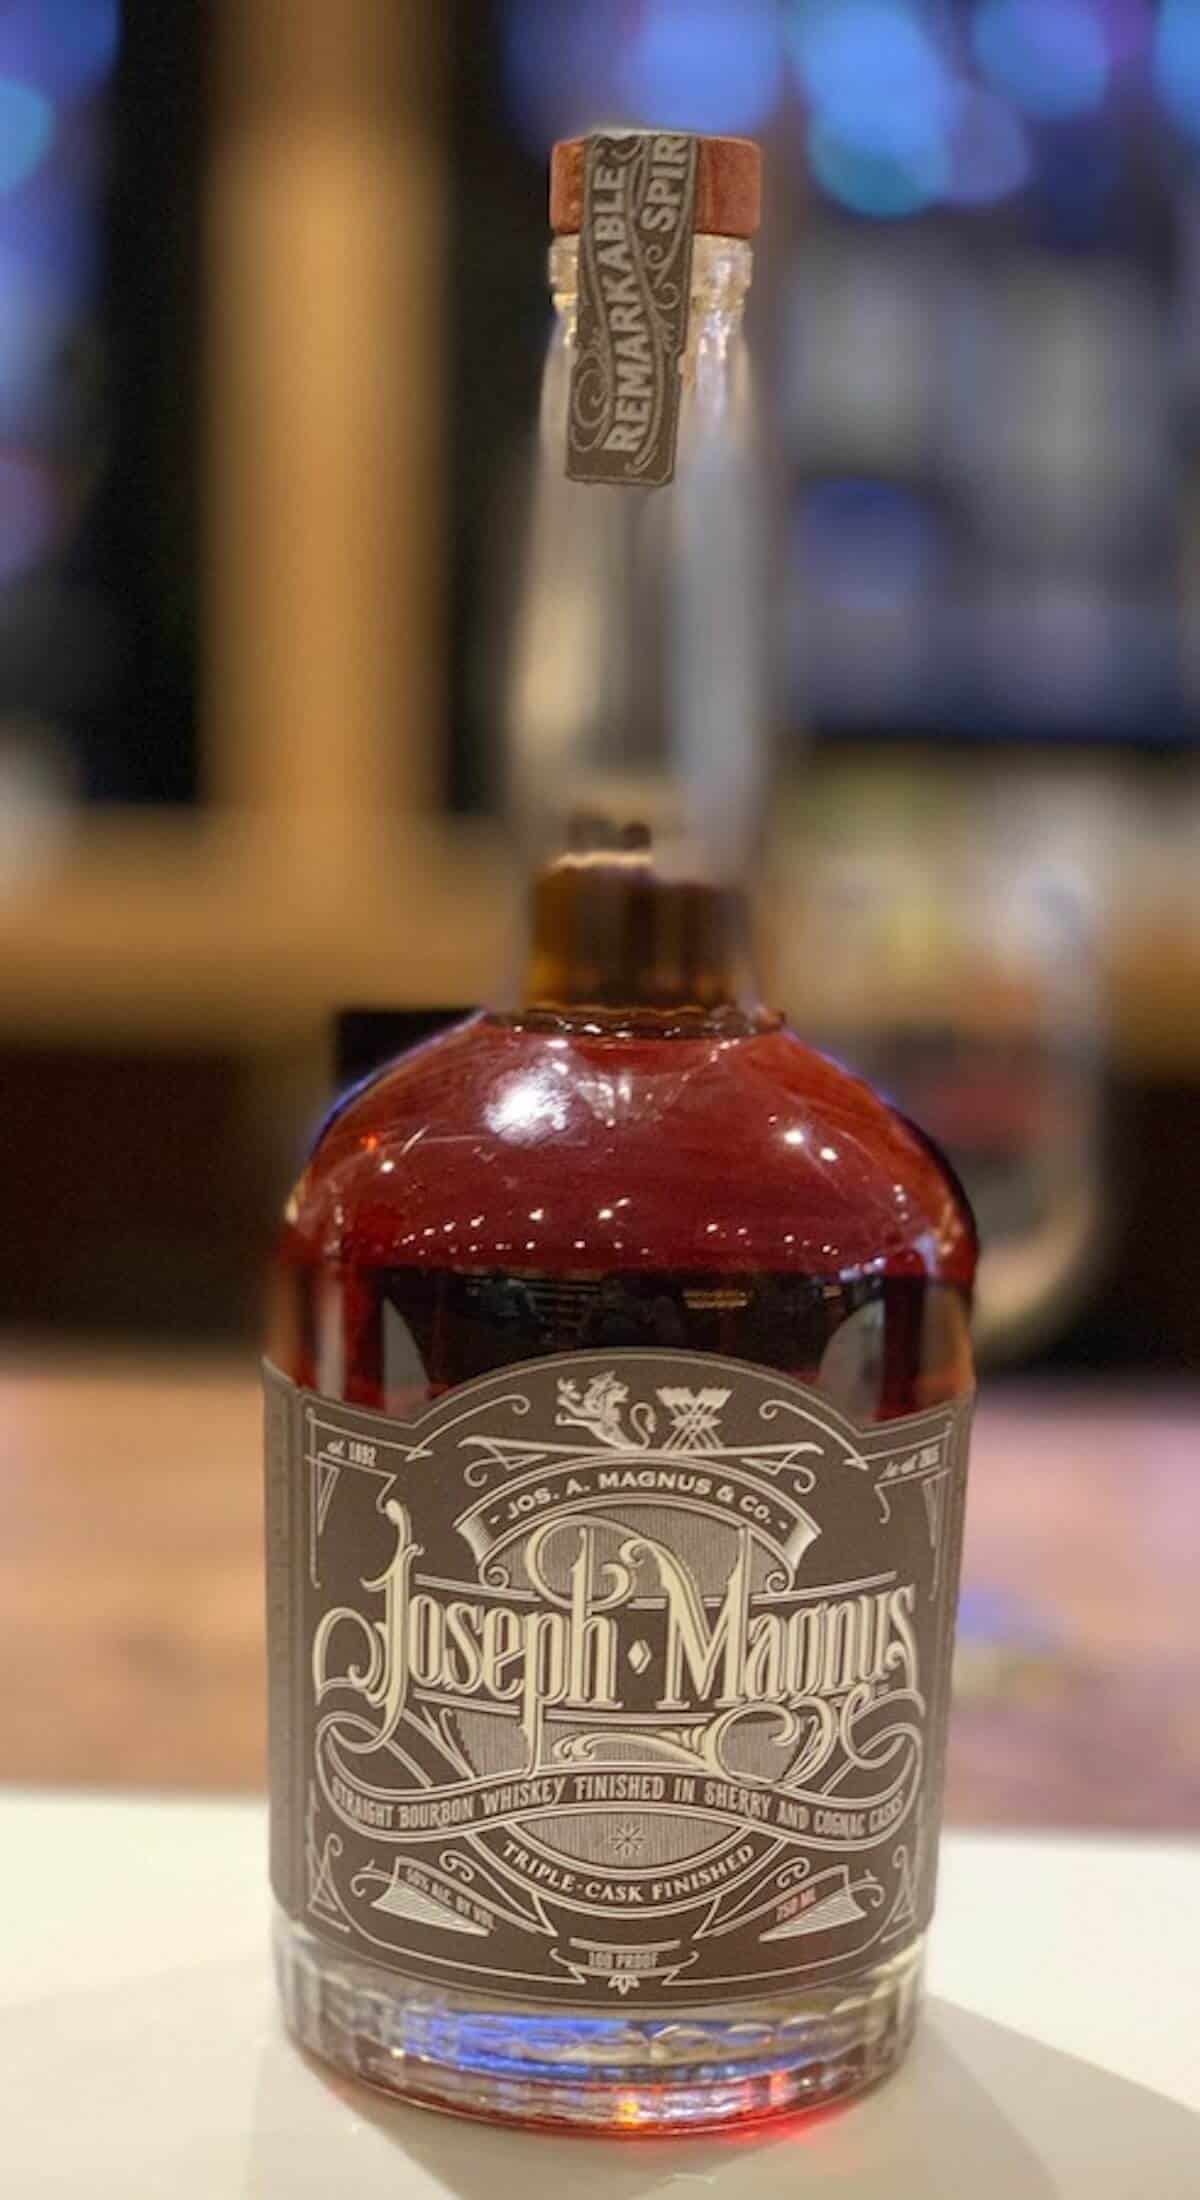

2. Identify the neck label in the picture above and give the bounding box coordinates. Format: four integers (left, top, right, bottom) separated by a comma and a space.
566, 131, 699, 489
266, 1351, 973, 2009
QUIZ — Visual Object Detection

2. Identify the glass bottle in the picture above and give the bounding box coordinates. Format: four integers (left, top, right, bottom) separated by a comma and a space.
266, 132, 976, 2133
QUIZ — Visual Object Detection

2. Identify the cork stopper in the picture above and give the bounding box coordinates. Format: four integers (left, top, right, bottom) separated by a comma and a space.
551, 132, 761, 238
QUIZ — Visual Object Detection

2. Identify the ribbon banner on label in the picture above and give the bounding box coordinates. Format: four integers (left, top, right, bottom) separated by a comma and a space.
567, 131, 699, 488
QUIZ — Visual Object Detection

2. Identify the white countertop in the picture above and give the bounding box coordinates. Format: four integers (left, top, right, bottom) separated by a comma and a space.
2, 1795, 1197, 2196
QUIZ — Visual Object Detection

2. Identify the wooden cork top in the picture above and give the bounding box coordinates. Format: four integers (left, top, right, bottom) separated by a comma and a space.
551, 133, 761, 238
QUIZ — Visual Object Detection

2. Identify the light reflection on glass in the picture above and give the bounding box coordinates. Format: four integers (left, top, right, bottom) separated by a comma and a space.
485, 1074, 571, 1139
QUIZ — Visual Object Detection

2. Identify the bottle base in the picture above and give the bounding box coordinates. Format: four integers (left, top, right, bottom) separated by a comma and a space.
274, 1912, 923, 2134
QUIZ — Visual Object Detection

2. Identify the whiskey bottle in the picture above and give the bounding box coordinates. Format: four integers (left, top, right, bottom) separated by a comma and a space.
265, 130, 977, 2132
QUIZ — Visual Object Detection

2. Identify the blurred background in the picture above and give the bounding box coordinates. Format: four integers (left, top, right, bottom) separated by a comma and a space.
0, 4, 1196, 1831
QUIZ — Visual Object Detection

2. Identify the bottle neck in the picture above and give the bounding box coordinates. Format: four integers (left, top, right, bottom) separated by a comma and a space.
505, 233, 767, 1027
518, 849, 763, 1030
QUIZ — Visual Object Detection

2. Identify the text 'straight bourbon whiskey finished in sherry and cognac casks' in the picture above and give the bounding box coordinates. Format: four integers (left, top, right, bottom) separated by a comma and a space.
265, 131, 977, 2131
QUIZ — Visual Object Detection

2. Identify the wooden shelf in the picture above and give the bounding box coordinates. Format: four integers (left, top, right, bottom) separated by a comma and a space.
0, 804, 1196, 1069
0, 811, 511, 1046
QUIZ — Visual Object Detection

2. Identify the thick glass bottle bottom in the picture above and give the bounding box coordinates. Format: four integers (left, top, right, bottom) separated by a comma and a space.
273, 1910, 923, 2133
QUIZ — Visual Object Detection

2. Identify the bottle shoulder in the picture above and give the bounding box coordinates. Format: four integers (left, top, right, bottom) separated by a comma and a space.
283, 1014, 976, 1284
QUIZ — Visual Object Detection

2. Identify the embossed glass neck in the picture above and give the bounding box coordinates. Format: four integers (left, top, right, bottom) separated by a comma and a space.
506, 235, 766, 1022
551, 229, 753, 385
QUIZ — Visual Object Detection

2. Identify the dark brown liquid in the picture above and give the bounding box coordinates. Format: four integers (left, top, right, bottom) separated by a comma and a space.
274, 854, 974, 1415
271, 1015, 975, 1423
275, 1257, 970, 1429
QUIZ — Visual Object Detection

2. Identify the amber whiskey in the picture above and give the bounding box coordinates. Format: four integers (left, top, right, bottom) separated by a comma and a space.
265, 130, 976, 2133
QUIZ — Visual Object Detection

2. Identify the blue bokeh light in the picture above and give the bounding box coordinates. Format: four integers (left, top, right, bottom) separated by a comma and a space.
790, 2, 955, 217
0, 80, 54, 196
799, 479, 944, 610
506, 0, 784, 147
791, 0, 952, 139
0, 1, 119, 104
947, 86, 1031, 205
809, 112, 948, 217
503, 0, 619, 150
0, 194, 97, 296
615, 0, 784, 134
1095, 0, 1153, 71
1155, 0, 1200, 139
973, 0, 1110, 121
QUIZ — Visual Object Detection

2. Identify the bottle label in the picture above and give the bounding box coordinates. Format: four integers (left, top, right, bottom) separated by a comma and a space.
566, 131, 698, 490
265, 1352, 972, 2009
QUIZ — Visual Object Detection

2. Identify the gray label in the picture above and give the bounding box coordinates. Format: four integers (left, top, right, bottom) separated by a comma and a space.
265, 1352, 972, 2009
566, 131, 698, 489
